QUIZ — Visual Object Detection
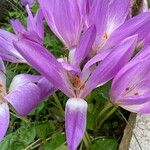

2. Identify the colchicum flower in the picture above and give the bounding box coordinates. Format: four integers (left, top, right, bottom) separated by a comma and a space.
38, 0, 87, 49
110, 45, 150, 114
3, 0, 150, 149
14, 25, 138, 149
85, 0, 150, 58
0, 58, 55, 141
0, 5, 43, 63
38, 0, 150, 67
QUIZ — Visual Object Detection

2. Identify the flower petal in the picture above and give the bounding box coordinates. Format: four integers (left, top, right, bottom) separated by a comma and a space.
14, 38, 74, 97
0, 29, 25, 63
120, 101, 150, 114
38, 0, 83, 48
37, 77, 57, 99
86, 0, 109, 51
72, 25, 96, 66
105, 12, 150, 49
106, 0, 130, 35
9, 74, 42, 92
0, 103, 9, 142
65, 98, 87, 150
140, 0, 149, 13
0, 57, 6, 89
81, 35, 137, 98
20, 0, 35, 7
83, 48, 111, 72
34, 9, 44, 40
110, 52, 150, 101
6, 83, 41, 116
10, 19, 26, 35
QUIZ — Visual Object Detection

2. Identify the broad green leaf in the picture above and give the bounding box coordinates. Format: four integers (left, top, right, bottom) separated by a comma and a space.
92, 138, 118, 150
0, 125, 36, 150
43, 133, 66, 150
34, 121, 56, 138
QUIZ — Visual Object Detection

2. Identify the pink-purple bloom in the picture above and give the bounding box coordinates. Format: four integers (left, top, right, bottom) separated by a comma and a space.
14, 27, 138, 150
0, 57, 54, 141
1, 0, 150, 149
0, 6, 43, 63
110, 45, 150, 114
12, 0, 150, 149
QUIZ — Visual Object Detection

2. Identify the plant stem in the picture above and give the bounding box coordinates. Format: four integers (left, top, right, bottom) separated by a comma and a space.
95, 102, 113, 127
53, 93, 64, 117
97, 107, 117, 129
10, 112, 29, 123
94, 102, 118, 131
83, 131, 92, 150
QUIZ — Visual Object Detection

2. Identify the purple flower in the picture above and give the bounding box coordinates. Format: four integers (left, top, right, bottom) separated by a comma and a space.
84, 0, 150, 65
38, 0, 87, 49
0, 58, 55, 141
140, 0, 149, 13
0, 6, 44, 63
20, 0, 35, 7
38, 0, 150, 63
14, 24, 137, 149
110, 45, 150, 114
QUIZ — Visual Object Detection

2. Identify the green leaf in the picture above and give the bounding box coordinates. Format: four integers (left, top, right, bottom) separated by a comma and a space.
92, 138, 118, 150
43, 133, 66, 150
34, 121, 56, 138
0, 125, 36, 150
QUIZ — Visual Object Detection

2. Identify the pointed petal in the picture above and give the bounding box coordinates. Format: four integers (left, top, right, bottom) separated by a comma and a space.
10, 19, 26, 35
106, 0, 130, 35
0, 103, 9, 142
105, 12, 150, 49
81, 35, 137, 98
38, 0, 83, 48
83, 48, 111, 72
72, 25, 96, 66
14, 38, 74, 97
26, 5, 35, 32
9, 74, 42, 92
65, 98, 87, 150
37, 77, 57, 99
0, 57, 6, 89
86, 0, 109, 50
34, 9, 44, 40
6, 83, 40, 116
0, 29, 25, 63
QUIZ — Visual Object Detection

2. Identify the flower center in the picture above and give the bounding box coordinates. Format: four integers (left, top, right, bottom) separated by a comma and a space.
70, 75, 85, 97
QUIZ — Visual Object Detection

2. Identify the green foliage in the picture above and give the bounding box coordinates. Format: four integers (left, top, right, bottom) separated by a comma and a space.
92, 139, 118, 150
0, 125, 36, 150
42, 133, 67, 150
0, 1, 130, 149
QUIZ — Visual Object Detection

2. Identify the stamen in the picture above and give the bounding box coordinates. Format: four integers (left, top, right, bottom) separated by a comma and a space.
104, 32, 108, 39
70, 75, 80, 88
